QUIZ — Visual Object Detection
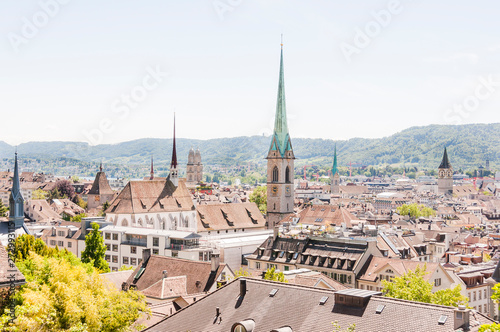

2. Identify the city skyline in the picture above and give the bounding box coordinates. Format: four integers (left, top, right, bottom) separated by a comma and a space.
2, 1, 500, 146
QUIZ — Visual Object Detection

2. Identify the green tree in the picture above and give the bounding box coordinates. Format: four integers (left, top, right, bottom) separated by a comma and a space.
250, 186, 267, 214
99, 201, 110, 217
479, 323, 500, 332
0, 251, 148, 331
11, 234, 58, 261
396, 204, 436, 218
0, 200, 8, 217
432, 285, 468, 307
332, 321, 356, 332
81, 222, 109, 272
32, 188, 48, 200
70, 213, 87, 223
382, 265, 467, 307
263, 267, 287, 283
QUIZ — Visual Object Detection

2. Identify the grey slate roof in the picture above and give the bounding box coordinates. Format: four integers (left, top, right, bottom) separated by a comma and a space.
145, 278, 493, 332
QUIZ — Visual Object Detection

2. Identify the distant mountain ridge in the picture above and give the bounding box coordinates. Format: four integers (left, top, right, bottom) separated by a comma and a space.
1, 123, 499, 170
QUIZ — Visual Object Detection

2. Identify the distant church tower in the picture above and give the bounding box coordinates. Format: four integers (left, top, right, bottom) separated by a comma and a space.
438, 147, 453, 195
330, 145, 340, 195
194, 148, 203, 182
9, 152, 25, 229
187, 148, 203, 184
170, 115, 179, 186
266, 41, 295, 229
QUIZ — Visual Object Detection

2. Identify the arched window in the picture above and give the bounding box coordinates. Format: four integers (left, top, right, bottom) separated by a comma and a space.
122, 219, 128, 227
285, 166, 290, 183
272, 166, 279, 182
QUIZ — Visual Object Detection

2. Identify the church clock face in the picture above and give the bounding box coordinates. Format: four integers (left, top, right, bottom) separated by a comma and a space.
285, 185, 291, 197
272, 185, 278, 196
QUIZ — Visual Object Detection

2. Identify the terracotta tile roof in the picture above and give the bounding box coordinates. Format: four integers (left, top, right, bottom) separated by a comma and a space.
142, 275, 188, 299
145, 278, 493, 332
125, 255, 226, 296
196, 203, 265, 231
0, 244, 26, 288
358, 256, 439, 282
293, 205, 356, 228
288, 273, 348, 291
106, 178, 194, 214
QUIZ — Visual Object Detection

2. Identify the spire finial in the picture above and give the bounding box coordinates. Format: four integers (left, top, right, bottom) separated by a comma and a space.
281, 34, 283, 48
150, 155, 154, 180
99, 161, 103, 172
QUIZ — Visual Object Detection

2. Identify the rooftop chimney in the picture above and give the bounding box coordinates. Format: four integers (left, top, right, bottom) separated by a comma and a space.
142, 248, 151, 265
211, 252, 220, 272
454, 305, 469, 330
162, 270, 168, 279
239, 278, 247, 298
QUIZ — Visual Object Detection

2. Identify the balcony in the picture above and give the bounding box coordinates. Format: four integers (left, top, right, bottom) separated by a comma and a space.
121, 240, 147, 247
169, 243, 199, 251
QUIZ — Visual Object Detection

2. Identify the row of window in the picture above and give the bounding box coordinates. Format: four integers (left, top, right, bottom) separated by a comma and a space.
104, 234, 161, 247
468, 289, 487, 302
105, 255, 143, 266
49, 240, 72, 248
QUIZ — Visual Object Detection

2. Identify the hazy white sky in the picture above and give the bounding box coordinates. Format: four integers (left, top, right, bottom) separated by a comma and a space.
1, 0, 500, 146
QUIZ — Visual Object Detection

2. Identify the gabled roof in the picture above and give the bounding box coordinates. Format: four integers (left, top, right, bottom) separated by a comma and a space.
106, 178, 194, 214
125, 255, 226, 296
196, 203, 266, 231
145, 278, 493, 332
88, 171, 114, 195
358, 256, 441, 283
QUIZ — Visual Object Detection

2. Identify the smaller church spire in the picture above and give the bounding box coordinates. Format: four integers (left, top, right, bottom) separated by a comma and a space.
169, 113, 179, 186
9, 152, 24, 228
150, 156, 154, 180
171, 113, 178, 169
332, 145, 338, 176
439, 147, 451, 169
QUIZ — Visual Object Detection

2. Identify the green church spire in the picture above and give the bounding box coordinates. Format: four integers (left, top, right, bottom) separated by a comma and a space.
269, 39, 292, 157
332, 145, 338, 176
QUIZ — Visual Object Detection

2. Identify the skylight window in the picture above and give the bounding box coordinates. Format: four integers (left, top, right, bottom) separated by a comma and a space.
438, 315, 447, 325
269, 289, 278, 297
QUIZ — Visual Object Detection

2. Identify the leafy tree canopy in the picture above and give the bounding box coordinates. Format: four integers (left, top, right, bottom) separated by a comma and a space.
396, 203, 436, 218
0, 250, 148, 331
382, 265, 467, 307
81, 222, 109, 272
264, 267, 287, 283
249, 186, 267, 214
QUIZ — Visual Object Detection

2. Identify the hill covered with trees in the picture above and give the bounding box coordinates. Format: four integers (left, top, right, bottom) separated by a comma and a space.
0, 123, 498, 172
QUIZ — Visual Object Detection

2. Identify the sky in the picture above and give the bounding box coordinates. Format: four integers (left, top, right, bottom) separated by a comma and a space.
1, 0, 500, 146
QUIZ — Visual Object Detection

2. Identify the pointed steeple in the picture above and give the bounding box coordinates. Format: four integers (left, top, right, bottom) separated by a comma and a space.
269, 38, 292, 157
439, 147, 451, 169
9, 152, 24, 228
169, 114, 179, 186
150, 156, 154, 180
332, 145, 338, 176
171, 114, 178, 169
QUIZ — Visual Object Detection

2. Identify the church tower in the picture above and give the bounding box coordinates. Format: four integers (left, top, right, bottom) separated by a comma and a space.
330, 145, 340, 195
438, 147, 453, 195
9, 152, 25, 229
266, 41, 295, 229
170, 115, 179, 186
